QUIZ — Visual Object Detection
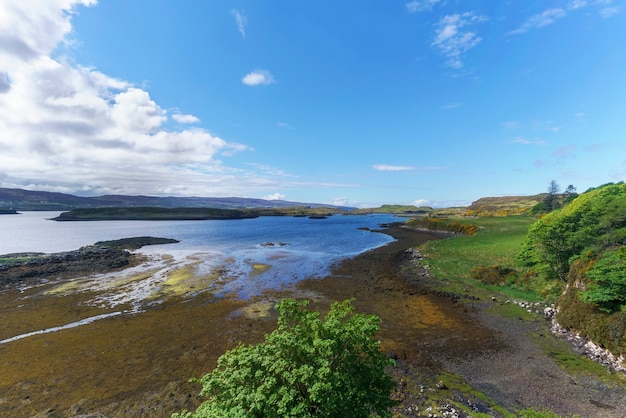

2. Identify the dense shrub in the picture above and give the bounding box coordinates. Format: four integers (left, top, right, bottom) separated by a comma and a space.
173, 299, 397, 418
557, 259, 626, 355
470, 265, 516, 285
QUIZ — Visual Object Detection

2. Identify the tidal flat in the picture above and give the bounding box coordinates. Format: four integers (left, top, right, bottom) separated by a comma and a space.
1, 227, 625, 417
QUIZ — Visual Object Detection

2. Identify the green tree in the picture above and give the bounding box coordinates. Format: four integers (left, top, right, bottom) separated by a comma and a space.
580, 247, 626, 313
520, 182, 626, 282
173, 299, 397, 418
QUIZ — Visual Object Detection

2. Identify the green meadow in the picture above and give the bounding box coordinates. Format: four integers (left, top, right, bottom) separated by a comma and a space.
416, 215, 541, 301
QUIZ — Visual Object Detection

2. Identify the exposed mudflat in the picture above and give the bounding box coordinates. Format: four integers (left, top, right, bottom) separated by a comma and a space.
0, 226, 624, 417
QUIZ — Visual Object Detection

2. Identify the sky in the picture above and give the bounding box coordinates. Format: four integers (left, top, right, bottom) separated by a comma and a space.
0, 0, 624, 208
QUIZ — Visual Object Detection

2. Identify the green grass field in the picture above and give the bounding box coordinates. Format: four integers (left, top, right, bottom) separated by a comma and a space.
417, 216, 540, 300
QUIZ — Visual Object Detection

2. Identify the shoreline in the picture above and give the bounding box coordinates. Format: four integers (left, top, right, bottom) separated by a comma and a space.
0, 226, 625, 416
299, 225, 626, 417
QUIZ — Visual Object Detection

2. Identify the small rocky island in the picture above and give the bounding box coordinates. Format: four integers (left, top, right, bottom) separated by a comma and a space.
0, 236, 178, 285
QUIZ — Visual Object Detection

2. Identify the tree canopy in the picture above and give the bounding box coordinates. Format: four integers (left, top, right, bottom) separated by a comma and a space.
173, 299, 396, 418
520, 182, 626, 311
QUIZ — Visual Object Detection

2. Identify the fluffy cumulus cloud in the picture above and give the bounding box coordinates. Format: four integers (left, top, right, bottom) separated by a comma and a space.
242, 69, 275, 86
411, 199, 430, 206
432, 12, 487, 68
263, 193, 286, 201
0, 0, 252, 196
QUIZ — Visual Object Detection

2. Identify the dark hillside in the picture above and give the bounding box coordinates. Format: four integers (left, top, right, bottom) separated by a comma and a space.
0, 187, 353, 211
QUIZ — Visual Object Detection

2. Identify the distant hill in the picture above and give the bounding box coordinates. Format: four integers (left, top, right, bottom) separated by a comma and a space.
465, 194, 546, 216
352, 204, 434, 215
0, 188, 353, 211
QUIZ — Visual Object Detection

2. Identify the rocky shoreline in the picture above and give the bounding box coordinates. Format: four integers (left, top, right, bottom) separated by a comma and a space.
0, 246, 135, 285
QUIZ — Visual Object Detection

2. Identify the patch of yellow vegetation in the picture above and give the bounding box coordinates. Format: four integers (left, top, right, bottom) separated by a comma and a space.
45, 280, 83, 295
392, 295, 462, 330
250, 263, 270, 275
239, 301, 274, 319
153, 261, 223, 299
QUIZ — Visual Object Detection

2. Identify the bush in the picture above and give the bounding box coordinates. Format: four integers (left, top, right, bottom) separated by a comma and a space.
173, 299, 397, 418
470, 265, 515, 285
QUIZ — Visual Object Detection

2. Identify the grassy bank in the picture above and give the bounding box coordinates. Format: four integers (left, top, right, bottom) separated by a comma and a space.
414, 214, 626, 388
416, 216, 539, 301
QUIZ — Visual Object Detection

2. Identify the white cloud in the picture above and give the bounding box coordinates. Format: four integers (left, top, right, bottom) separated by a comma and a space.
264, 193, 286, 201
440, 102, 462, 109
231, 9, 247, 38
406, 0, 441, 13
331, 197, 352, 207
411, 199, 430, 206
432, 13, 487, 69
511, 137, 547, 145
242, 70, 275, 86
509, 1, 619, 34
373, 164, 415, 171
0, 0, 255, 196
173, 113, 200, 124
508, 8, 567, 35
568, 0, 588, 10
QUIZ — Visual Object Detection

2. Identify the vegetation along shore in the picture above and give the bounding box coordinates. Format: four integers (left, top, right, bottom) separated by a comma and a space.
0, 182, 624, 417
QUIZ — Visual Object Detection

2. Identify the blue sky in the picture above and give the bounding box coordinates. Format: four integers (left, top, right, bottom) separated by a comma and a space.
0, 1, 624, 207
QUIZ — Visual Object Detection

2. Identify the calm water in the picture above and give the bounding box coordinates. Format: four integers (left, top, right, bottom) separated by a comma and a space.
0, 212, 401, 295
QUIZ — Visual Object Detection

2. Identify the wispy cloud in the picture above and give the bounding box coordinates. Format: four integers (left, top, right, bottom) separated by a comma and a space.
432, 12, 488, 69
440, 102, 462, 109
502, 121, 521, 130
373, 164, 415, 171
406, 0, 441, 13
568, 0, 588, 11
242, 69, 275, 86
599, 6, 620, 17
373, 164, 442, 172
276, 121, 292, 129
508, 8, 566, 35
509, 1, 619, 35
231, 9, 247, 39
511, 137, 547, 145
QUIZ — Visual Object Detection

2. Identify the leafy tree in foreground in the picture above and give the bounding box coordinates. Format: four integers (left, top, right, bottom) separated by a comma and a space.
173, 299, 397, 418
